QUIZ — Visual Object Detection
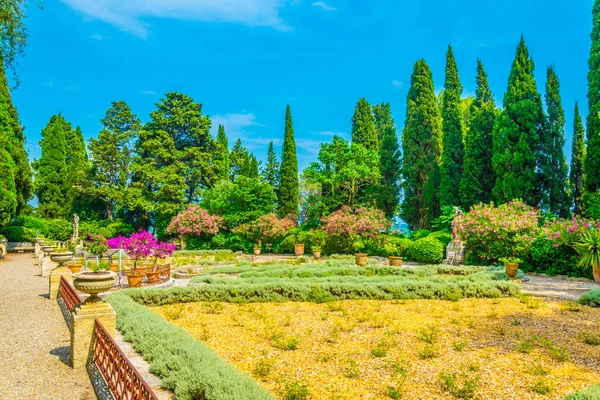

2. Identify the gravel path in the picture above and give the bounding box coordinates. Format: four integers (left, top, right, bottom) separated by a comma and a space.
0, 253, 95, 400
521, 273, 600, 300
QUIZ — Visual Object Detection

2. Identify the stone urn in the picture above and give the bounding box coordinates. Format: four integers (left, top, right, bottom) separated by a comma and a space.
50, 251, 74, 270
389, 256, 403, 267
504, 263, 519, 279
355, 253, 368, 266
42, 245, 58, 256
294, 244, 305, 256
313, 250, 321, 260
72, 271, 116, 303
254, 248, 261, 256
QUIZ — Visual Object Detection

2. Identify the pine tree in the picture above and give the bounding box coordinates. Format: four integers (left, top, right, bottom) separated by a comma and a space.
89, 101, 140, 220
401, 59, 442, 229
278, 105, 299, 216
571, 102, 586, 215
460, 60, 498, 208
0, 81, 16, 225
351, 98, 378, 151
492, 36, 545, 206
0, 57, 31, 215
440, 45, 465, 208
262, 141, 280, 190
35, 115, 69, 218
586, 0, 600, 193
541, 65, 570, 217
230, 138, 250, 180
214, 125, 230, 182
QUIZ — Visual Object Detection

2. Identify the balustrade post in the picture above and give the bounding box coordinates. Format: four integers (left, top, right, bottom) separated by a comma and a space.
49, 266, 72, 300
70, 301, 116, 369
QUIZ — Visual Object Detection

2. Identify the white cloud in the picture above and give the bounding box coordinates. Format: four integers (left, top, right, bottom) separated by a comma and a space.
210, 113, 276, 149
90, 33, 104, 40
60, 0, 291, 38
141, 90, 157, 95
312, 1, 337, 11
392, 80, 404, 89
316, 130, 346, 137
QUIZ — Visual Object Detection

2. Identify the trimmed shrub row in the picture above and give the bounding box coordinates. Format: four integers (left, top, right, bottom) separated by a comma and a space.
561, 385, 600, 399
106, 292, 275, 400
579, 289, 600, 308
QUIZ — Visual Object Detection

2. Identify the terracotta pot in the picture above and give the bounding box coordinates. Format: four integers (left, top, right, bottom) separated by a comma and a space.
313, 251, 321, 260
110, 264, 119, 273
254, 248, 261, 256
593, 264, 600, 284
355, 253, 368, 266
294, 243, 305, 256
127, 272, 144, 288
505, 263, 519, 279
73, 271, 116, 303
389, 256, 403, 267
67, 263, 83, 273
146, 270, 161, 284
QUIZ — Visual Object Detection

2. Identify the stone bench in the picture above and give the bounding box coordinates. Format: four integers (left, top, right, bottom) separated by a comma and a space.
6, 242, 35, 253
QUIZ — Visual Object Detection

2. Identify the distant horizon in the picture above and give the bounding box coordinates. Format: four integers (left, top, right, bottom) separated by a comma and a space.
13, 0, 593, 171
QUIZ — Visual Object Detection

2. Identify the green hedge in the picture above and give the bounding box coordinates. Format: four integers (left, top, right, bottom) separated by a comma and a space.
0, 226, 36, 242
427, 231, 453, 247
579, 289, 600, 308
561, 385, 600, 399
106, 292, 275, 400
406, 237, 445, 264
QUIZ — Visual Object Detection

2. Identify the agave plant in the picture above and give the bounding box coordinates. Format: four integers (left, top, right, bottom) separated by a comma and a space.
575, 231, 600, 269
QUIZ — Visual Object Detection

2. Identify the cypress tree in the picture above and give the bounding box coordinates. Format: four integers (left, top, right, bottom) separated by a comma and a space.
214, 125, 230, 182
586, 0, 600, 193
377, 124, 402, 219
571, 102, 586, 215
230, 138, 249, 181
278, 105, 299, 216
351, 98, 378, 151
440, 45, 465, 208
541, 65, 570, 217
35, 116, 69, 218
262, 141, 280, 190
0, 81, 16, 225
460, 60, 498, 208
373, 102, 394, 146
492, 36, 545, 206
401, 59, 442, 229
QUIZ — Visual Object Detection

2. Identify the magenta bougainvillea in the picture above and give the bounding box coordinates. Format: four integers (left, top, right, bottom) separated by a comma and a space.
453, 201, 539, 262
107, 231, 175, 269
167, 205, 223, 238
233, 213, 297, 244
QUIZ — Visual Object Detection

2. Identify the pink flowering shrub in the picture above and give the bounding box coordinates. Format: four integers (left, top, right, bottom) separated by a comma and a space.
454, 201, 540, 264
232, 213, 297, 245
321, 206, 390, 253
167, 205, 223, 238
543, 216, 600, 248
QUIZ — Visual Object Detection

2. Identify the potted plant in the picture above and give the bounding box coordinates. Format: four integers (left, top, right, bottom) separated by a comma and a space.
498, 257, 523, 279
72, 261, 116, 303
122, 231, 157, 288
49, 246, 74, 270
575, 230, 600, 284
254, 241, 262, 256
355, 253, 368, 266
146, 242, 176, 284
312, 246, 321, 260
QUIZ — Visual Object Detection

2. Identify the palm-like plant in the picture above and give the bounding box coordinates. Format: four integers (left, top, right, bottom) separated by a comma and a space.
575, 230, 600, 283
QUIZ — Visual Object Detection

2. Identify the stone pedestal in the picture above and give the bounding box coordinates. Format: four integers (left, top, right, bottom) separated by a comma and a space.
70, 301, 116, 369
49, 267, 72, 300
41, 256, 57, 277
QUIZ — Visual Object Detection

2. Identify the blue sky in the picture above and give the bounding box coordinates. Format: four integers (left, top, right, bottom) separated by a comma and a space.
12, 0, 593, 170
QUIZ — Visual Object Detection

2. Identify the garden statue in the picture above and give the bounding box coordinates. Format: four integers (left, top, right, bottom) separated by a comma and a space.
73, 214, 79, 240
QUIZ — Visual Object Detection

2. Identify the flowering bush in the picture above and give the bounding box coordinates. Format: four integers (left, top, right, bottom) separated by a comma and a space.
543, 216, 600, 248
454, 201, 539, 264
107, 231, 176, 270
232, 213, 297, 245
321, 206, 391, 254
86, 233, 108, 257
167, 205, 224, 238
107, 235, 127, 249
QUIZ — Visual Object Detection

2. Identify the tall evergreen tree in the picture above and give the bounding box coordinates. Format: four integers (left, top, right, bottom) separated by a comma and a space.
214, 125, 230, 182
35, 116, 69, 218
67, 125, 92, 215
351, 98, 378, 151
571, 102, 586, 215
586, 0, 600, 193
492, 36, 545, 206
401, 59, 442, 229
278, 105, 299, 216
0, 57, 31, 215
460, 60, 498, 208
0, 79, 16, 225
373, 102, 394, 146
541, 65, 570, 217
377, 124, 402, 219
262, 141, 280, 190
230, 138, 250, 180
89, 101, 140, 220
440, 45, 465, 208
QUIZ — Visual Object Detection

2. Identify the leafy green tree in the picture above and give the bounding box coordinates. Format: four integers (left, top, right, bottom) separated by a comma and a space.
89, 101, 141, 220
587, 0, 600, 193
278, 105, 299, 216
352, 97, 378, 151
213, 125, 230, 182
35, 115, 69, 218
571, 102, 586, 215
373, 102, 394, 145
0, 55, 30, 214
541, 65, 570, 217
460, 60, 498, 208
262, 141, 280, 190
401, 59, 442, 229
373, 102, 401, 219
440, 45, 465, 208
492, 36, 545, 206
0, 84, 16, 225
304, 136, 380, 210
0, 0, 39, 85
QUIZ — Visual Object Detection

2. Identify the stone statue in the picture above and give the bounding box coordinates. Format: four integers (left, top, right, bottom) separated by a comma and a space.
73, 214, 79, 240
